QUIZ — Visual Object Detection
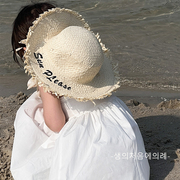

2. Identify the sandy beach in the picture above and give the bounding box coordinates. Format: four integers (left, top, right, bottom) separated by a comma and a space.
0, 91, 179, 180
1, 0, 180, 179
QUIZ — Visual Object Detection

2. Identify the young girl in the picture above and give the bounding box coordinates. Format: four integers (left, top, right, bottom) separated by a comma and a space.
11, 2, 150, 180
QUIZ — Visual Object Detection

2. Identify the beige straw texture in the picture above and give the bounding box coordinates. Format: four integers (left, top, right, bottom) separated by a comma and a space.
22, 8, 120, 101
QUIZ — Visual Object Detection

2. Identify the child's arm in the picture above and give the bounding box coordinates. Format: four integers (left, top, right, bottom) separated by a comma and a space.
39, 86, 66, 133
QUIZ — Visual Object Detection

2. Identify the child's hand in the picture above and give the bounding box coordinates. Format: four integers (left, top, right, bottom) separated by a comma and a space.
39, 86, 66, 133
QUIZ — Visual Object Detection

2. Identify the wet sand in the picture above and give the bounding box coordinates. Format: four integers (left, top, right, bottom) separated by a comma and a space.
0, 92, 180, 179
1, 1, 180, 178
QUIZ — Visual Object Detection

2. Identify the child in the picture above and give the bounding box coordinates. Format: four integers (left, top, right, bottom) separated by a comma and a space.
11, 2, 150, 180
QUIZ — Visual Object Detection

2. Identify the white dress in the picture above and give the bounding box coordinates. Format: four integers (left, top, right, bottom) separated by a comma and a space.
11, 91, 149, 180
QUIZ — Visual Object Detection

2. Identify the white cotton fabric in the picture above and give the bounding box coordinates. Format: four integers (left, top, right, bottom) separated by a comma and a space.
11, 91, 150, 180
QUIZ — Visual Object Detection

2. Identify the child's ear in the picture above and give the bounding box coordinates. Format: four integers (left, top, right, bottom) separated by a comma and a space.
23, 47, 26, 51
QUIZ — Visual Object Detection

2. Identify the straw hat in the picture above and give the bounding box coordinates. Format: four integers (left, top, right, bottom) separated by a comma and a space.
22, 8, 120, 101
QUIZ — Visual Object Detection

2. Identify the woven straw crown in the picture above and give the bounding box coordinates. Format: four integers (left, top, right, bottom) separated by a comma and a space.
22, 8, 120, 101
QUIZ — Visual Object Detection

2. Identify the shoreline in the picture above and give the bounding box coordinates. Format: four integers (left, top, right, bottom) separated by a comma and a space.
1, 73, 180, 102
0, 91, 180, 180
116, 86, 180, 107
1, 74, 180, 105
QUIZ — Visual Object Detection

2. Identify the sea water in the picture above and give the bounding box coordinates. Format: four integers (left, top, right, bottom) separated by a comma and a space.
1, 0, 180, 100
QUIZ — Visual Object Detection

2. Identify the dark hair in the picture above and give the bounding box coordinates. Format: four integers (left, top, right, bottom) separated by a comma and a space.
12, 2, 56, 65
